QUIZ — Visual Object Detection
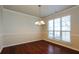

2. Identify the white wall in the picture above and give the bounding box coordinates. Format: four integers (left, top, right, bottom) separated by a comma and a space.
42, 6, 79, 50
0, 6, 3, 52
3, 9, 41, 47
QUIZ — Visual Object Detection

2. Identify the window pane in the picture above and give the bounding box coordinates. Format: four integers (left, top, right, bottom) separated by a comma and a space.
48, 20, 53, 30
54, 18, 61, 31
54, 31, 60, 40
48, 31, 53, 39
62, 16, 71, 31
62, 32, 70, 42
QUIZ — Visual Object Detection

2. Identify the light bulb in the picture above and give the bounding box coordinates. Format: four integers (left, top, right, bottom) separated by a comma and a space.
35, 21, 41, 25
40, 21, 45, 24
35, 21, 39, 25
35, 20, 45, 25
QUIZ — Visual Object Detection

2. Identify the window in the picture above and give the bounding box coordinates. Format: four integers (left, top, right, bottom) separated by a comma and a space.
54, 18, 61, 39
48, 20, 53, 39
62, 32, 70, 42
48, 15, 71, 42
54, 18, 61, 31
62, 16, 71, 42
62, 16, 71, 31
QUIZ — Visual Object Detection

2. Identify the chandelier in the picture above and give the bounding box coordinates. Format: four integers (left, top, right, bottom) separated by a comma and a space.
35, 5, 45, 25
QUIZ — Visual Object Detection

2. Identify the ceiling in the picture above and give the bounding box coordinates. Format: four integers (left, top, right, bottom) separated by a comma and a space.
4, 5, 75, 17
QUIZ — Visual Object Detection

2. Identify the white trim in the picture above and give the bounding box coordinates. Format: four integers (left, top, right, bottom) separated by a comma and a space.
71, 34, 79, 37
44, 39, 79, 52
44, 6, 79, 18
3, 39, 41, 48
3, 8, 39, 18
0, 47, 3, 53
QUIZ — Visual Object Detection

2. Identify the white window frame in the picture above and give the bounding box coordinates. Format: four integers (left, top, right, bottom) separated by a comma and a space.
48, 15, 71, 43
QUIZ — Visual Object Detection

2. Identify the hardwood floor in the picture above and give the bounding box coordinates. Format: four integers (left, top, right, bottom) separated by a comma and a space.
1, 40, 79, 54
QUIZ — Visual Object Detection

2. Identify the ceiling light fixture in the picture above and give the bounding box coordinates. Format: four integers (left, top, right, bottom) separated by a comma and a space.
35, 5, 45, 25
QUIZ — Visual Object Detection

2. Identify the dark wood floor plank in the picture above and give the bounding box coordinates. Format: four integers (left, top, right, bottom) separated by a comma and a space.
1, 40, 79, 54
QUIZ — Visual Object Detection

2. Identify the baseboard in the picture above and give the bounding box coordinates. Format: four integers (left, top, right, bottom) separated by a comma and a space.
0, 47, 3, 53
3, 39, 42, 48
2, 39, 79, 52
44, 39, 79, 52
